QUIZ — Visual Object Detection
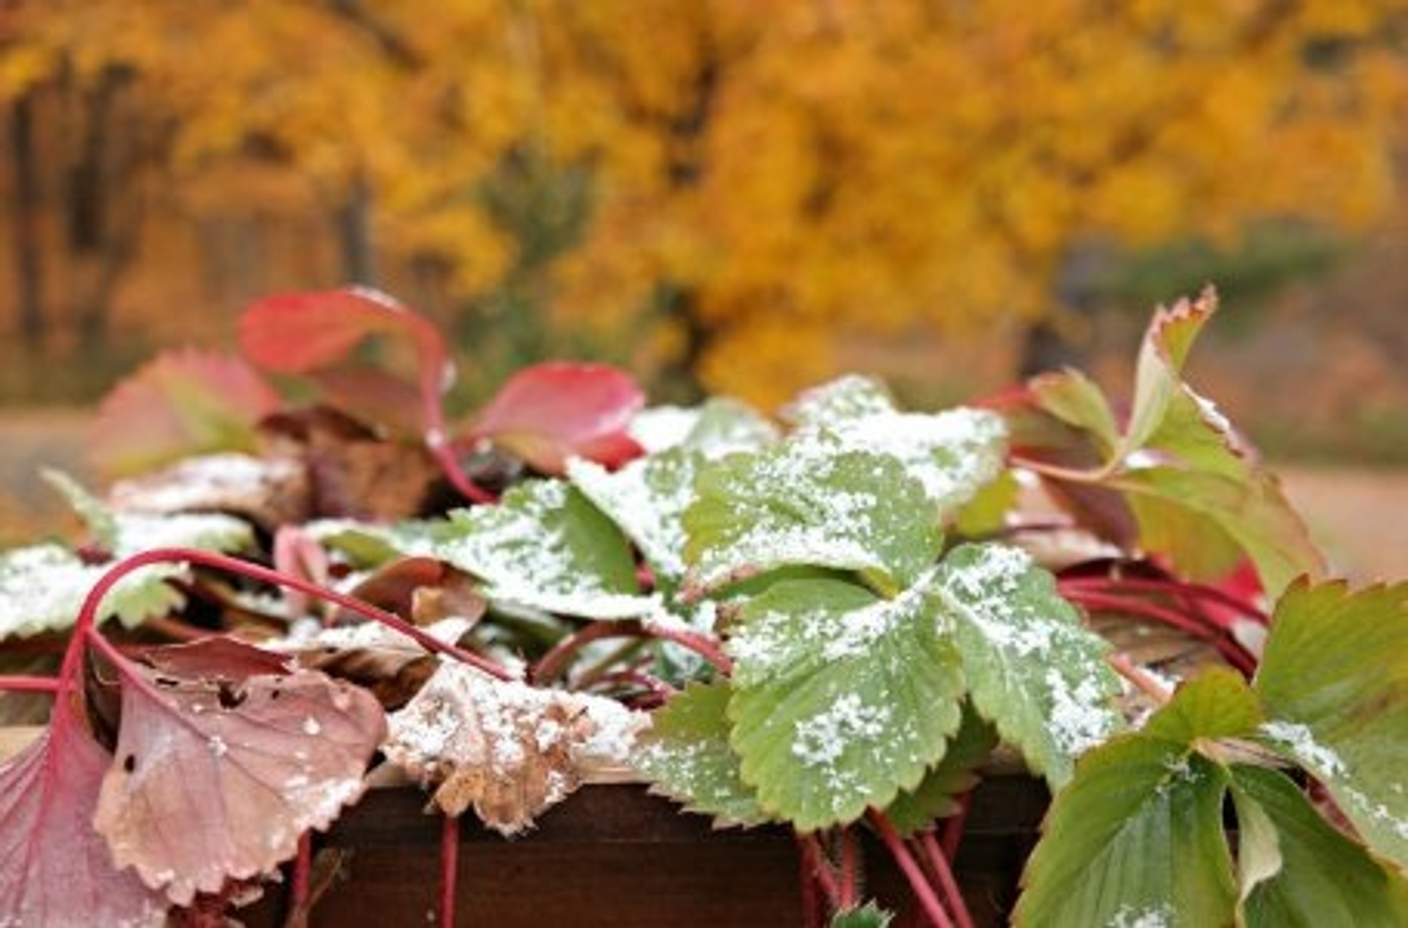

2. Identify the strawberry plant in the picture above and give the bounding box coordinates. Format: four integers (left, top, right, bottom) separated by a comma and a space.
0, 287, 1405, 926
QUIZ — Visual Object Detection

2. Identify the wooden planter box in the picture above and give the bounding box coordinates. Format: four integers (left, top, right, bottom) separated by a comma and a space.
240, 775, 1049, 927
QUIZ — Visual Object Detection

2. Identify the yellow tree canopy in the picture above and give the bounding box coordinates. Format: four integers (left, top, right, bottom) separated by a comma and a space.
5, 0, 1406, 403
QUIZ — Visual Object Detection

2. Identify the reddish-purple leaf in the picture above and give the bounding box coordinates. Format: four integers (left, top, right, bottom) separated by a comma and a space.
94, 667, 386, 905
238, 287, 451, 401
467, 362, 646, 474
91, 349, 280, 477
0, 715, 168, 926
138, 637, 294, 680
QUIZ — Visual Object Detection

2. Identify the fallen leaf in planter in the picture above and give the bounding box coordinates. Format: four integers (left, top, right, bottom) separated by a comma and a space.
261, 407, 442, 521
329, 556, 487, 629
107, 452, 312, 531
285, 618, 475, 710
94, 666, 386, 905
384, 662, 648, 835
0, 714, 168, 927
138, 635, 295, 679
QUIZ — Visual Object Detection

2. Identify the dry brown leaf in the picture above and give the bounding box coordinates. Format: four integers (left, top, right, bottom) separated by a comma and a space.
94, 667, 386, 905
384, 662, 647, 835
108, 452, 311, 530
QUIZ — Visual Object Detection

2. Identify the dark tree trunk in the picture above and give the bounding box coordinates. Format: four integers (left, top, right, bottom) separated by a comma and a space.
10, 90, 46, 348
337, 173, 378, 286
67, 67, 138, 350
1018, 244, 1109, 379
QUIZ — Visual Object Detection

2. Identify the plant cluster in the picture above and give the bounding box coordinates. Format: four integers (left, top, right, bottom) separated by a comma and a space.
0, 287, 1405, 927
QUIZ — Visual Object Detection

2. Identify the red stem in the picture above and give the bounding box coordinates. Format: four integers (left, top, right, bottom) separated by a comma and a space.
838, 827, 859, 909
62, 547, 514, 685
798, 843, 826, 928
427, 430, 496, 505
440, 814, 460, 928
585, 669, 677, 701
0, 675, 63, 694
292, 832, 312, 914
1063, 589, 1257, 674
866, 810, 954, 928
1107, 652, 1174, 704
916, 832, 975, 928
797, 834, 842, 909
531, 619, 731, 683
939, 792, 972, 863
1059, 576, 1267, 626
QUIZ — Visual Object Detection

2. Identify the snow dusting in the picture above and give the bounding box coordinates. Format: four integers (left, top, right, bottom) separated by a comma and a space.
1259, 721, 1348, 776
1046, 670, 1117, 757
792, 694, 891, 770
568, 451, 696, 580
1107, 904, 1173, 928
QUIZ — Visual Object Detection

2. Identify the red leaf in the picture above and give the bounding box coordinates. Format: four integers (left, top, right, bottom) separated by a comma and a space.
94, 667, 386, 905
238, 287, 451, 402
91, 349, 280, 477
138, 637, 294, 680
467, 362, 646, 474
0, 714, 168, 926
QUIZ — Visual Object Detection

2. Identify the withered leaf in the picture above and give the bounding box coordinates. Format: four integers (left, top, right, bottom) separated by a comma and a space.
94, 667, 386, 905
0, 714, 168, 927
384, 662, 647, 836
107, 452, 311, 531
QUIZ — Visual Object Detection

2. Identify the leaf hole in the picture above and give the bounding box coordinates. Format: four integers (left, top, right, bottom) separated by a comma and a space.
217, 681, 247, 709
122, 754, 136, 772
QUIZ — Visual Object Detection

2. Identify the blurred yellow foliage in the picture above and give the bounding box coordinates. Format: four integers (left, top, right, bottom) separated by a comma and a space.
3, 0, 1406, 402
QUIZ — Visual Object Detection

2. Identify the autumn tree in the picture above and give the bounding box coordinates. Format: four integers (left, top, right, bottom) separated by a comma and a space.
2, 1, 1405, 403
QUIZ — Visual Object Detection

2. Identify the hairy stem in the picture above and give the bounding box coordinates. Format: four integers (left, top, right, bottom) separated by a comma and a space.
0, 675, 63, 694
531, 618, 731, 684
1107, 652, 1174, 704
916, 832, 975, 928
796, 833, 841, 909
866, 810, 954, 928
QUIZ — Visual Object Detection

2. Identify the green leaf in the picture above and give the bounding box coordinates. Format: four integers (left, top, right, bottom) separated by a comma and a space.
1015, 746, 1235, 925
786, 376, 1009, 515
884, 705, 998, 834
1126, 292, 1214, 452
429, 479, 651, 618
952, 470, 1019, 538
784, 375, 897, 427
305, 518, 440, 568
684, 440, 941, 598
44, 469, 255, 557
1030, 368, 1121, 455
936, 543, 1122, 786
1254, 581, 1408, 869
681, 397, 780, 457
0, 544, 186, 639
726, 575, 964, 831
829, 902, 894, 928
635, 681, 769, 828
569, 448, 700, 584
1015, 672, 1264, 927
1229, 764, 1408, 928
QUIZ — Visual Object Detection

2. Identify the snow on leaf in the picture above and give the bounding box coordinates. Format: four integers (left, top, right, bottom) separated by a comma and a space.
47, 467, 256, 557
787, 375, 1009, 516
634, 681, 770, 829
383, 662, 648, 835
568, 447, 701, 584
678, 397, 779, 458
93, 667, 386, 906
1254, 580, 1408, 869
427, 479, 654, 618
0, 716, 168, 927
90, 348, 279, 478
467, 362, 645, 474
0, 544, 184, 639
684, 439, 941, 598
725, 575, 964, 831
935, 543, 1122, 786
783, 375, 897, 427
106, 452, 311, 531
1228, 764, 1408, 928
